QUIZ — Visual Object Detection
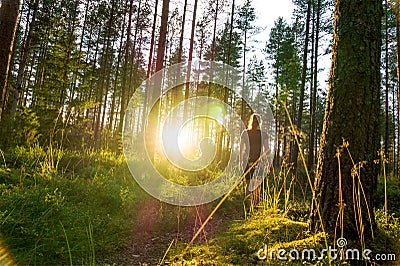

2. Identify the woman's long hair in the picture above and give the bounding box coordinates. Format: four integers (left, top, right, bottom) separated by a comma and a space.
247, 114, 261, 130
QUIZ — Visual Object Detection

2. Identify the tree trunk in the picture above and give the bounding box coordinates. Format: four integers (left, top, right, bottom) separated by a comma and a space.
109, 0, 128, 133
184, 0, 198, 101
93, 0, 115, 147
11, 0, 39, 121
241, 30, 247, 121
141, 0, 158, 139
0, 0, 21, 121
392, 84, 397, 177
226, 0, 235, 67
292, 0, 311, 172
310, 0, 382, 244
182, 0, 198, 122
187, 0, 198, 67
308, 0, 321, 174
397, 5, 400, 185
147, 0, 170, 161
385, 0, 389, 175
177, 0, 187, 64
307, 2, 315, 174
127, 0, 142, 102
155, 0, 170, 74
118, 0, 134, 134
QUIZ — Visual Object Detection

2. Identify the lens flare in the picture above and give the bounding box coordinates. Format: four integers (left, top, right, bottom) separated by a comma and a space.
123, 60, 275, 206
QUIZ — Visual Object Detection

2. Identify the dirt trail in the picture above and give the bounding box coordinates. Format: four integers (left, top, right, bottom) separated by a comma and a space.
113, 197, 242, 265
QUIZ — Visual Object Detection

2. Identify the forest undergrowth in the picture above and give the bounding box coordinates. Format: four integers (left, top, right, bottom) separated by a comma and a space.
0, 144, 399, 265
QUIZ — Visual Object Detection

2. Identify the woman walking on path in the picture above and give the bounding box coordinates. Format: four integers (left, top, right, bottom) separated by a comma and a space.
240, 114, 270, 215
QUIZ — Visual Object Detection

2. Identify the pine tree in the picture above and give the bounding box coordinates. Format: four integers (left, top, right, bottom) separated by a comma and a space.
265, 17, 301, 165
0, 0, 21, 121
310, 0, 382, 243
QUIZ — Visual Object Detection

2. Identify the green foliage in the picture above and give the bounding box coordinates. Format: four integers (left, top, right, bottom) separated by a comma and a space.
376, 178, 400, 216
236, 0, 256, 33
205, 20, 242, 67
264, 17, 302, 129
375, 208, 400, 239
0, 107, 41, 148
0, 146, 141, 265
370, 208, 400, 260
265, 17, 301, 91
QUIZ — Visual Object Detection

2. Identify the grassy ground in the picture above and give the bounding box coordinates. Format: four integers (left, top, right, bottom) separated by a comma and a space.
164, 175, 400, 266
0, 145, 142, 265
167, 206, 400, 266
0, 145, 399, 265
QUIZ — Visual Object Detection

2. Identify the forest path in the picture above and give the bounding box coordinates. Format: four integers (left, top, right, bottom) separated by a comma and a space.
113, 196, 244, 265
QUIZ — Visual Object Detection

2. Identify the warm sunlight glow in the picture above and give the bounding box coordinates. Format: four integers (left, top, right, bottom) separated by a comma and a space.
159, 103, 223, 171
0, 242, 15, 266
178, 122, 198, 160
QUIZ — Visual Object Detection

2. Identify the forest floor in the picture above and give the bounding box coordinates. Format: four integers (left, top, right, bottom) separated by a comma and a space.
0, 146, 399, 265
114, 188, 400, 265
112, 194, 245, 265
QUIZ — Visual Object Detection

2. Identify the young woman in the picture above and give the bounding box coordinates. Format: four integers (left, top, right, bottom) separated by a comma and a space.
240, 114, 270, 215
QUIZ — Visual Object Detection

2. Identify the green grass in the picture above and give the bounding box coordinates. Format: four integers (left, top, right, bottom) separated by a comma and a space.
0, 145, 144, 265
167, 205, 400, 266
1, 144, 399, 265
168, 208, 327, 265
163, 172, 400, 266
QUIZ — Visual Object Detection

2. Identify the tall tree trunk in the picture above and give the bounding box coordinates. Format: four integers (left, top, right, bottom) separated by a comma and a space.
226, 0, 235, 67
177, 0, 187, 64
11, 0, 39, 121
155, 0, 169, 73
147, 0, 170, 161
385, 0, 389, 175
393, 84, 397, 177
241, 30, 247, 121
310, 0, 382, 244
184, 0, 198, 101
127, 0, 142, 102
308, 0, 321, 174
224, 0, 235, 105
291, 0, 311, 172
210, 0, 219, 62
187, 0, 198, 67
396, 3, 400, 185
307, 2, 315, 174
109, 0, 128, 132
73, 0, 90, 123
118, 0, 134, 134
141, 0, 158, 137
0, 0, 21, 121
146, 0, 158, 78
204, 0, 219, 138
94, 0, 115, 147
182, 0, 198, 121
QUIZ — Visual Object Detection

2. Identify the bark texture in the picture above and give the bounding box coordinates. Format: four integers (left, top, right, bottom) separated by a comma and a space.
0, 0, 21, 120
310, 0, 382, 243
